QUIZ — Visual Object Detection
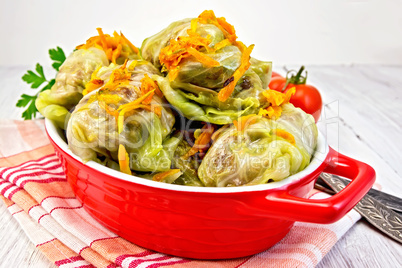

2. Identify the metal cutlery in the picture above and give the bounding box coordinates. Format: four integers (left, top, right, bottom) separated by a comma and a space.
316, 173, 402, 244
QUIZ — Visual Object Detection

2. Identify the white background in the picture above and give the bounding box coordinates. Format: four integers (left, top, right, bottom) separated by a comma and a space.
1, 0, 401, 67
0, 1, 401, 267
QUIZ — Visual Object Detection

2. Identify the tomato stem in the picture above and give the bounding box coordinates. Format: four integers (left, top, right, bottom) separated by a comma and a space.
293, 66, 305, 84
282, 66, 308, 92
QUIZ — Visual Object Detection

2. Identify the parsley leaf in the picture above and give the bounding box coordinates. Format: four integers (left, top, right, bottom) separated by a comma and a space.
22, 97, 38, 120
49, 46, 66, 71
16, 94, 37, 120
42, 78, 55, 91
22, 63, 47, 89
16, 94, 35, 108
18, 47, 66, 120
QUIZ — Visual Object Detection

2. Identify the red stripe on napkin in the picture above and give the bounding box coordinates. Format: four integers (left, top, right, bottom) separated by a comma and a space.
0, 120, 362, 268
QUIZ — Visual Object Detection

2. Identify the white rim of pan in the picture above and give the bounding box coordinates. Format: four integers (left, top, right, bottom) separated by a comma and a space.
45, 118, 329, 194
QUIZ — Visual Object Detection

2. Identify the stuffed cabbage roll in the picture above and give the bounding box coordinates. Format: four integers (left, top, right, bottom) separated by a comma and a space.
142, 10, 272, 124
171, 142, 204, 186
126, 131, 205, 186
66, 60, 175, 172
36, 29, 139, 129
197, 103, 318, 187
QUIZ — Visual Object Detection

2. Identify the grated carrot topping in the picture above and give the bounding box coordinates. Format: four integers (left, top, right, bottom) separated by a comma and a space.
182, 124, 215, 159
232, 114, 259, 132
97, 28, 108, 48
83, 79, 104, 96
258, 106, 282, 119
140, 74, 161, 104
273, 129, 296, 145
191, 10, 239, 52
97, 63, 164, 133
117, 103, 155, 133
76, 28, 139, 63
83, 65, 104, 95
168, 67, 180, 81
111, 44, 122, 64
128, 60, 137, 71
211, 125, 230, 141
187, 47, 220, 67
90, 59, 132, 101
159, 34, 216, 81
234, 40, 247, 53
195, 11, 255, 102
105, 60, 131, 89
159, 10, 254, 92
262, 87, 295, 106
120, 32, 140, 54
118, 144, 132, 175
154, 87, 164, 98
116, 90, 155, 133
90, 61, 163, 133
152, 169, 182, 182
259, 87, 296, 119
218, 44, 254, 102
153, 105, 162, 117
91, 60, 163, 133
216, 17, 236, 39
87, 61, 132, 120
197, 10, 238, 46
97, 92, 121, 121
213, 39, 232, 51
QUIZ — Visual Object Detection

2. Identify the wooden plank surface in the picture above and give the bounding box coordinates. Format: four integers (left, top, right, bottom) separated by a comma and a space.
0, 65, 401, 268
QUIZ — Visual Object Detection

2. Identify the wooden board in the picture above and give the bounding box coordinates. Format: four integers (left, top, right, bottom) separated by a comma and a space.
0, 65, 401, 268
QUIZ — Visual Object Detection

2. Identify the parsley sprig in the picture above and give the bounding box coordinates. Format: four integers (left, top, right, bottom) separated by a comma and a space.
17, 47, 66, 120
49, 47, 66, 71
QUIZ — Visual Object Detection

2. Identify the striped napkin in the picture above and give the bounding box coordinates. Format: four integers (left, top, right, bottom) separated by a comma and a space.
0, 119, 362, 268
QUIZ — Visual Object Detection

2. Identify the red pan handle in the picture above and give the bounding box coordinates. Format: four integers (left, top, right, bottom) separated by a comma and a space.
261, 147, 375, 223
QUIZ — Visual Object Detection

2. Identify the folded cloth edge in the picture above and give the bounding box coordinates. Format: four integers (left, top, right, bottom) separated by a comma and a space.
0, 119, 362, 268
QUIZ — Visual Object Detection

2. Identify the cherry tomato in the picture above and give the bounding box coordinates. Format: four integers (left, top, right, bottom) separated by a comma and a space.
271, 71, 283, 78
269, 76, 287, 91
268, 66, 322, 122
288, 84, 322, 122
